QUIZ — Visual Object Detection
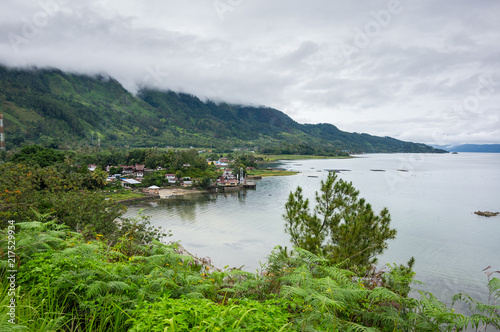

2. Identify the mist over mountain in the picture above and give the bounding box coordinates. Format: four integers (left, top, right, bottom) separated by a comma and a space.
0, 65, 445, 154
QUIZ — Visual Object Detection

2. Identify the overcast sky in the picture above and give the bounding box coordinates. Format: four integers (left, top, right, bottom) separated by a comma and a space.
0, 0, 499, 146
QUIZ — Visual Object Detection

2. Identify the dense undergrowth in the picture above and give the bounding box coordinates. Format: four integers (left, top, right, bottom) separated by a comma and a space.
1, 219, 499, 331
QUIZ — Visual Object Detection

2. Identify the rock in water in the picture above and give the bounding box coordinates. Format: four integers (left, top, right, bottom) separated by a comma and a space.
474, 211, 499, 217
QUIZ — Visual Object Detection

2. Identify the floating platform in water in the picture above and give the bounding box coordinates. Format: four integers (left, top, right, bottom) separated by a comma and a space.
241, 182, 257, 189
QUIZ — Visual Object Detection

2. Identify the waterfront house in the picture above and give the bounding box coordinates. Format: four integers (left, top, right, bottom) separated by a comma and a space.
181, 177, 192, 187
219, 179, 239, 187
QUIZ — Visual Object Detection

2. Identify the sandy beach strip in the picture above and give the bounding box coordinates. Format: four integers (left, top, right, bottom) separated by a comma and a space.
158, 188, 204, 198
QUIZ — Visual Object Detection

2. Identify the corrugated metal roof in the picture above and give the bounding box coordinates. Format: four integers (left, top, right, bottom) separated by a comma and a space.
122, 179, 141, 184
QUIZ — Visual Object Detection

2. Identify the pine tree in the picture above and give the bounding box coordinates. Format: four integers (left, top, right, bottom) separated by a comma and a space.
283, 171, 397, 268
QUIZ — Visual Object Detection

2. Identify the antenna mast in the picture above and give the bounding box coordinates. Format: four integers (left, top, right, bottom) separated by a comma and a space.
0, 113, 5, 150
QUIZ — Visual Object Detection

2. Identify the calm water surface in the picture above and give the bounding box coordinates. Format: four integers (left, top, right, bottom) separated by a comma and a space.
125, 153, 500, 304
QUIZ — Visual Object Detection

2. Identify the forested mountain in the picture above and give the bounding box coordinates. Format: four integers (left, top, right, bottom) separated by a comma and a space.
0, 65, 444, 154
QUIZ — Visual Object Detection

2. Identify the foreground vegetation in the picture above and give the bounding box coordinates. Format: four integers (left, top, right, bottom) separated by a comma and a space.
1, 220, 499, 331
0, 150, 498, 331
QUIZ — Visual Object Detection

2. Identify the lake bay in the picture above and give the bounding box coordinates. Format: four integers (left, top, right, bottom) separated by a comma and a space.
124, 153, 500, 305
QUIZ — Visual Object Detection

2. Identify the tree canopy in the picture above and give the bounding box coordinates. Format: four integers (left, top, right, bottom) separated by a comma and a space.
284, 171, 397, 268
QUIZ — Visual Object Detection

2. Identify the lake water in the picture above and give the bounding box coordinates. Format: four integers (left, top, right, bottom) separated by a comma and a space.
124, 153, 500, 306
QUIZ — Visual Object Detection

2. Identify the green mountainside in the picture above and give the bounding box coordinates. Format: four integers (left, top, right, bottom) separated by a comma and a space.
0, 65, 444, 154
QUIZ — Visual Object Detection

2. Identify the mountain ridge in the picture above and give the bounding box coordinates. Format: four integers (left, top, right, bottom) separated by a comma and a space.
0, 65, 445, 154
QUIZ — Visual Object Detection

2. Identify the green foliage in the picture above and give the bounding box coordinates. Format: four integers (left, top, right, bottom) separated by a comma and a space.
140, 171, 167, 187
451, 267, 500, 331
1, 219, 498, 331
10, 145, 67, 167
284, 171, 397, 269
128, 297, 291, 331
383, 257, 416, 297
1, 219, 177, 331
0, 162, 123, 233
195, 177, 213, 190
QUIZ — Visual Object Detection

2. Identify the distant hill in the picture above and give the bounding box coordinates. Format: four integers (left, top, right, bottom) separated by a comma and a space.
0, 65, 445, 154
433, 144, 500, 153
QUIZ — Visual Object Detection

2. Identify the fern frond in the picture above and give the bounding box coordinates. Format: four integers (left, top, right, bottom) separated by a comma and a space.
86, 281, 109, 297
488, 277, 500, 300
322, 265, 355, 285
294, 247, 328, 265
367, 287, 400, 303
107, 281, 131, 293
309, 292, 346, 312
281, 285, 310, 299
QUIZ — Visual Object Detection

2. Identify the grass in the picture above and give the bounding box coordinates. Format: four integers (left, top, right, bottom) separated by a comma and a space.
247, 169, 299, 177
255, 154, 352, 161
100, 189, 146, 202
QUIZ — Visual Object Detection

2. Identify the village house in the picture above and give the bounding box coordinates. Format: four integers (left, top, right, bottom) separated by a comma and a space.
120, 165, 135, 174
181, 177, 192, 187
121, 178, 141, 188
117, 164, 147, 177
165, 174, 177, 184
221, 169, 236, 180
134, 164, 145, 177
217, 178, 239, 187
212, 160, 228, 168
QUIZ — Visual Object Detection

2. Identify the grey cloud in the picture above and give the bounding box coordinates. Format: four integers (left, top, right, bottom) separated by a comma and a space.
0, 0, 499, 145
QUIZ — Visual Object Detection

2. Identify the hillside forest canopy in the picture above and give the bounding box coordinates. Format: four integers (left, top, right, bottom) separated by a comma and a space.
0, 65, 446, 154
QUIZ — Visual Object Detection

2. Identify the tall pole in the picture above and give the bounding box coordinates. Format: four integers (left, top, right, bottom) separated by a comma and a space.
0, 113, 5, 151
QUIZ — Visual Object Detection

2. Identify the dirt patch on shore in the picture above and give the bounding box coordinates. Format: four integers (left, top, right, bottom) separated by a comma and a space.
158, 188, 204, 198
